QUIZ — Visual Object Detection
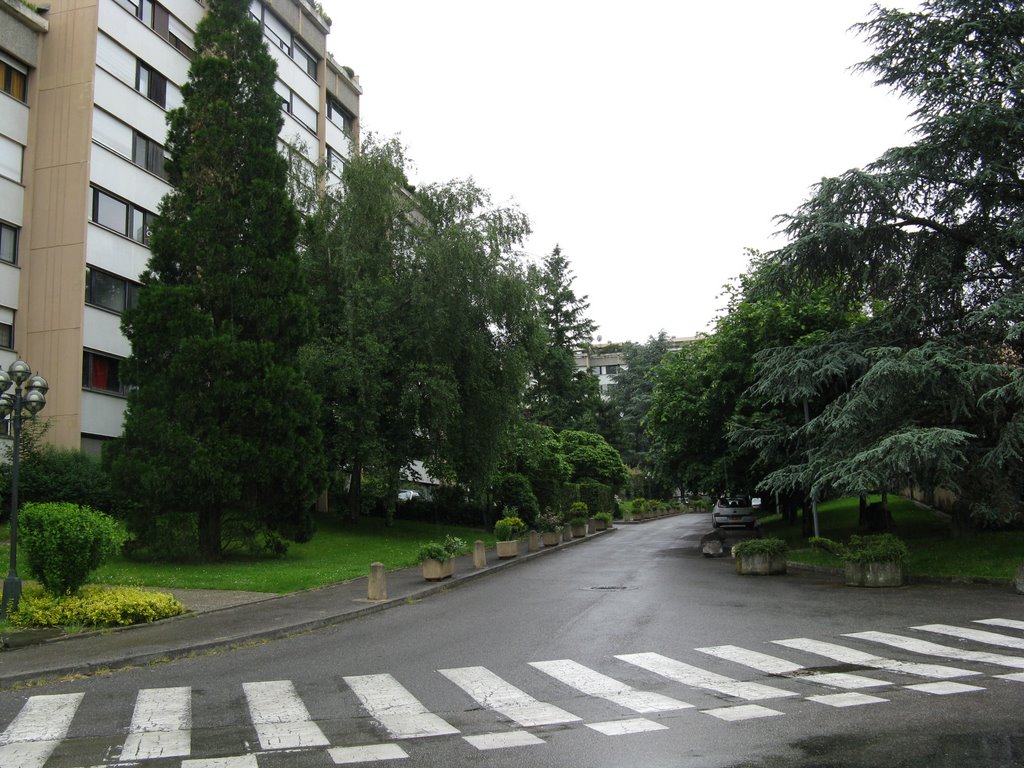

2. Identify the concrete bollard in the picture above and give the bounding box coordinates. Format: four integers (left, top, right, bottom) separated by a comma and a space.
1015, 563, 1024, 595
562, 523, 573, 542
587, 517, 597, 534
368, 562, 387, 601
528, 530, 540, 552
474, 539, 487, 569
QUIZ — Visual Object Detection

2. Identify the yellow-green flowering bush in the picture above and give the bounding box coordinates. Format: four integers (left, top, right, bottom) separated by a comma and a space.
10, 585, 185, 628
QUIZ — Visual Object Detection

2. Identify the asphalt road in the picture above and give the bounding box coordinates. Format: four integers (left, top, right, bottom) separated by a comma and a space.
1, 514, 1022, 768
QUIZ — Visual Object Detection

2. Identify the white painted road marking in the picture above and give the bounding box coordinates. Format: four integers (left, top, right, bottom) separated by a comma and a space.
344, 674, 460, 739
616, 652, 798, 701
806, 692, 888, 708
182, 756, 258, 768
697, 645, 890, 690
586, 718, 669, 735
773, 637, 980, 679
903, 682, 985, 695
329, 743, 410, 763
701, 704, 783, 721
439, 666, 581, 727
463, 731, 546, 750
242, 680, 329, 750
845, 631, 1024, 670
976, 618, 1024, 632
914, 624, 1024, 650
120, 686, 192, 760
529, 659, 692, 713
0, 693, 83, 768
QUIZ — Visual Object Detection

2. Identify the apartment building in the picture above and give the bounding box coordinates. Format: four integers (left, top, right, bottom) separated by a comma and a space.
0, 0, 360, 453
575, 336, 696, 396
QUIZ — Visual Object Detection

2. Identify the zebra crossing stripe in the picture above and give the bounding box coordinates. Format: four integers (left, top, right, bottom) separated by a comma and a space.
120, 686, 192, 760
329, 744, 409, 763
242, 680, 329, 750
806, 692, 888, 708
182, 756, 258, 768
344, 674, 460, 739
903, 682, 985, 695
438, 666, 581, 727
913, 624, 1024, 650
976, 618, 1024, 631
615, 653, 798, 701
844, 631, 1024, 670
701, 704, 782, 721
772, 637, 980, 679
0, 692, 83, 768
696, 645, 889, 691
586, 718, 668, 735
529, 659, 692, 713
463, 731, 546, 750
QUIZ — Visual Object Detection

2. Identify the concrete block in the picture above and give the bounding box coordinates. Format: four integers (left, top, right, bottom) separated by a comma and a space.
528, 530, 540, 552
474, 539, 487, 569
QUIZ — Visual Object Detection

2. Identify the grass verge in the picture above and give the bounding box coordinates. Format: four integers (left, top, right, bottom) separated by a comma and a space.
758, 496, 1023, 581
1, 516, 495, 595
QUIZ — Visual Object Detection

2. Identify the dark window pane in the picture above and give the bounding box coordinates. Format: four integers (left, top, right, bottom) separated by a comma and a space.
95, 190, 128, 232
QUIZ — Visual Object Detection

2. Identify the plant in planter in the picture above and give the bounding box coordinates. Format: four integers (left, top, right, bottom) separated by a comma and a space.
536, 509, 562, 546
811, 534, 909, 587
594, 511, 613, 531
494, 513, 527, 558
732, 537, 788, 575
418, 535, 466, 581
567, 501, 589, 537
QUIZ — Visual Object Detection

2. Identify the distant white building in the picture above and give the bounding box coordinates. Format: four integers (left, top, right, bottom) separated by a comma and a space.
575, 337, 695, 396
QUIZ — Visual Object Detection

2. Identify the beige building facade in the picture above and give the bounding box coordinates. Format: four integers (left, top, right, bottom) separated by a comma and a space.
1, 0, 360, 452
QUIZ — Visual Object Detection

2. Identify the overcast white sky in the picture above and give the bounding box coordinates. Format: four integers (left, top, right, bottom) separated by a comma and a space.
325, 1, 916, 343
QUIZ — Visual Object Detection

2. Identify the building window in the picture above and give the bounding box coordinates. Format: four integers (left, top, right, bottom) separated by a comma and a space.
91, 187, 156, 245
292, 40, 317, 80
0, 56, 27, 103
133, 131, 168, 178
327, 98, 353, 135
605, 364, 621, 375
136, 61, 168, 107
0, 223, 17, 265
327, 146, 345, 176
85, 266, 139, 314
0, 320, 12, 350
0, 135, 23, 183
83, 351, 127, 395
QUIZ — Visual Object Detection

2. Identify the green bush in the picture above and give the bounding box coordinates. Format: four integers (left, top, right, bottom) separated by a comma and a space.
494, 515, 527, 541
535, 508, 562, 533
417, 534, 466, 563
732, 537, 788, 558
810, 533, 909, 564
0, 446, 115, 519
20, 502, 128, 595
10, 585, 185, 627
492, 473, 539, 526
578, 481, 614, 515
595, 511, 613, 525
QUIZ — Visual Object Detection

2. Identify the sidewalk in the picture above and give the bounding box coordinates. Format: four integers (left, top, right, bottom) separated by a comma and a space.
0, 528, 617, 689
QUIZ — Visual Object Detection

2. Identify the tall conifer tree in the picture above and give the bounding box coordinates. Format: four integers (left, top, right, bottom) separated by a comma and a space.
109, 0, 324, 559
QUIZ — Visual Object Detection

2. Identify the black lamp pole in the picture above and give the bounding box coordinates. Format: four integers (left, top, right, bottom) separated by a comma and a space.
0, 359, 48, 620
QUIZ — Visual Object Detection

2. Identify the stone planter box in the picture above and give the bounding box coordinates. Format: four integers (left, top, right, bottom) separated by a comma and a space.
735, 553, 787, 575
421, 558, 454, 581
542, 531, 561, 547
571, 524, 587, 538
496, 540, 519, 559
594, 519, 608, 531
845, 560, 903, 587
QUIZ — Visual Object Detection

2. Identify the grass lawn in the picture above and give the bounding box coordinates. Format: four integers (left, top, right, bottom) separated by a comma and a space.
758, 495, 1024, 581
0, 516, 496, 595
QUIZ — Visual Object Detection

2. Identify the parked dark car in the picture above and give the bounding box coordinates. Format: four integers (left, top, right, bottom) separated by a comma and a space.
711, 496, 757, 528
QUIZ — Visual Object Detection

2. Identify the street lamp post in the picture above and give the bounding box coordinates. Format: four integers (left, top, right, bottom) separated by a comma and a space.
0, 359, 48, 620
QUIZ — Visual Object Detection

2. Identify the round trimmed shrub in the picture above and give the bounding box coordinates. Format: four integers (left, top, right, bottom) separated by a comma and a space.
19, 502, 128, 595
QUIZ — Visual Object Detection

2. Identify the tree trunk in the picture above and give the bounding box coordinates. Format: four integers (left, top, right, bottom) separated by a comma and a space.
859, 494, 868, 527
198, 508, 222, 560
347, 462, 362, 522
801, 496, 814, 537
